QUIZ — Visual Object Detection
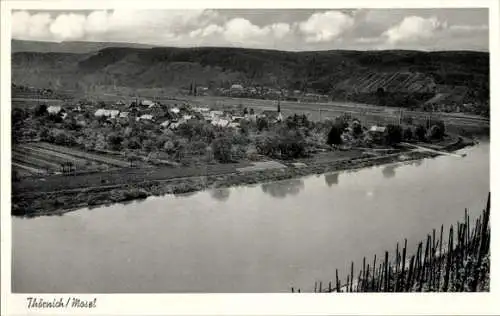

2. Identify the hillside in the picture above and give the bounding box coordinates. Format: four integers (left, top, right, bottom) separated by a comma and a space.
11, 41, 489, 110
11, 39, 156, 54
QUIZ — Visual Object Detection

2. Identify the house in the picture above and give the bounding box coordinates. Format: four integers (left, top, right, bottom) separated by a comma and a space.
192, 107, 210, 113
140, 100, 155, 107
183, 115, 193, 121
160, 120, 171, 128
94, 109, 120, 119
72, 106, 83, 113
210, 110, 224, 119
230, 84, 244, 91
115, 100, 126, 106
169, 118, 187, 130
136, 114, 154, 121
368, 125, 387, 144
169, 122, 182, 130
170, 107, 180, 114
119, 112, 129, 118
47, 105, 62, 115
211, 117, 230, 127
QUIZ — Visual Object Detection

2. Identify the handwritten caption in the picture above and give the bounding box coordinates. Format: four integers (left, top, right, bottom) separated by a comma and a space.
27, 297, 97, 309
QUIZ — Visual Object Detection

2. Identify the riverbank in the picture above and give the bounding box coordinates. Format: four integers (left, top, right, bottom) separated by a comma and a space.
12, 137, 476, 217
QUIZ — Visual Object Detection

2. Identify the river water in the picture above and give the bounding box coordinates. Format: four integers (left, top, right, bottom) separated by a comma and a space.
12, 141, 489, 293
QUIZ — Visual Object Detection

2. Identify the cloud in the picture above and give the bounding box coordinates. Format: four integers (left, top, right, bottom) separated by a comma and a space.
12, 11, 52, 40
298, 11, 355, 43
383, 16, 447, 44
50, 13, 87, 40
11, 9, 488, 51
188, 18, 292, 47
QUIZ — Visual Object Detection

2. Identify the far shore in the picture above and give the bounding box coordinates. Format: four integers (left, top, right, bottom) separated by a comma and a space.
12, 137, 477, 217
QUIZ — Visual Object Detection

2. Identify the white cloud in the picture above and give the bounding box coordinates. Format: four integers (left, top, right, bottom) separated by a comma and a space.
223, 18, 270, 43
298, 11, 354, 43
49, 13, 87, 40
383, 16, 447, 44
187, 19, 292, 48
267, 23, 291, 39
12, 11, 52, 40
11, 9, 488, 51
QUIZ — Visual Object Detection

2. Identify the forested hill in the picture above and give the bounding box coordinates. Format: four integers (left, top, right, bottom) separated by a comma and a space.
11, 41, 489, 108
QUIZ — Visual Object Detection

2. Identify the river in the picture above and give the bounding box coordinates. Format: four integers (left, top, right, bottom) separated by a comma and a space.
12, 141, 489, 293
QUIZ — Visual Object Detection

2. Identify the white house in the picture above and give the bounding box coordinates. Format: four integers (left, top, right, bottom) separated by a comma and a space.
211, 117, 230, 127
119, 111, 129, 118
170, 107, 180, 114
137, 114, 154, 121
95, 109, 120, 118
210, 110, 224, 119
230, 84, 244, 91
183, 115, 193, 121
160, 120, 171, 128
192, 107, 210, 113
140, 100, 155, 106
47, 105, 62, 115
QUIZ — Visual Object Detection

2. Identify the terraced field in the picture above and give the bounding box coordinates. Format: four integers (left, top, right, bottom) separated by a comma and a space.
12, 142, 131, 177
334, 72, 436, 94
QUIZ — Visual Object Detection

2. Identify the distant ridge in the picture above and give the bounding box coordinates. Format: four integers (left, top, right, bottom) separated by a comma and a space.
11, 40, 489, 108
12, 39, 158, 54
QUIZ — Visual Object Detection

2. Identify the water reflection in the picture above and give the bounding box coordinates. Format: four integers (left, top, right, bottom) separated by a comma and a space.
261, 179, 305, 198
324, 172, 340, 187
210, 187, 231, 202
382, 164, 399, 179
412, 160, 423, 167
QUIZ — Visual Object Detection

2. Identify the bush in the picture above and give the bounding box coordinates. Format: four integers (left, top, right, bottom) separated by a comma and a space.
327, 125, 343, 146
34, 104, 47, 117
403, 127, 414, 141
415, 124, 427, 141
257, 117, 269, 131
107, 133, 124, 151
212, 137, 233, 163
385, 124, 403, 145
256, 129, 306, 160
428, 120, 446, 139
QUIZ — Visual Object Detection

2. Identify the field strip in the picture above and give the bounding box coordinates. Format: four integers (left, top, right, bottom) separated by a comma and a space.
16, 145, 88, 165
12, 162, 45, 174
13, 153, 62, 170
31, 142, 130, 167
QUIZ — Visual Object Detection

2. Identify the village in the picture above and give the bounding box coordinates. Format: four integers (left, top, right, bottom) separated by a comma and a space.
11, 90, 457, 181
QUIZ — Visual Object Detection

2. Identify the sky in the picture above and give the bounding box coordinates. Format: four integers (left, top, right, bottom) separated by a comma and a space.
11, 8, 489, 51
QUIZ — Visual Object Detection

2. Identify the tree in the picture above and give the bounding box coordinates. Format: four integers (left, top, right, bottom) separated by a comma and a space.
257, 117, 269, 131
376, 87, 386, 106
327, 125, 342, 146
107, 133, 124, 151
212, 137, 233, 163
352, 121, 363, 138
385, 124, 402, 145
403, 127, 414, 141
428, 120, 446, 139
415, 124, 427, 141
34, 103, 47, 116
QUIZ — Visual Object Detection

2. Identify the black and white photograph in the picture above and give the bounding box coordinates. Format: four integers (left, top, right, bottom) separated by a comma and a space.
1, 1, 498, 315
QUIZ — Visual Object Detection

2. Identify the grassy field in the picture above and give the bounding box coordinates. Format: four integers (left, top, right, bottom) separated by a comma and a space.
12, 142, 132, 176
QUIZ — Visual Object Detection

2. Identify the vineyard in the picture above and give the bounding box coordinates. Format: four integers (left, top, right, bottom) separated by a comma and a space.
334, 72, 436, 94
292, 193, 491, 293
12, 142, 132, 177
